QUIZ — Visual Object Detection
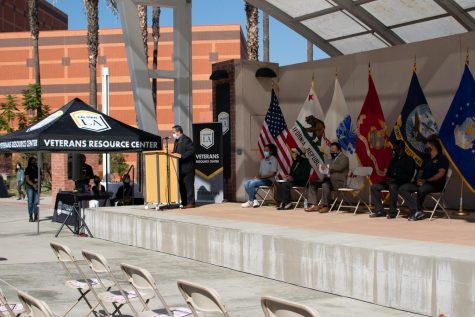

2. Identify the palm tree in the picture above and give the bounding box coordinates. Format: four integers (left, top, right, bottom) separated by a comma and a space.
263, 11, 269, 62
151, 6, 161, 111
138, 5, 148, 62
28, 0, 41, 119
84, 0, 99, 109
245, 3, 259, 61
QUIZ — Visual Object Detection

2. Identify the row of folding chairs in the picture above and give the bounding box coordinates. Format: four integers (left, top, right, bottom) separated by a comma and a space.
0, 242, 322, 317
256, 166, 452, 220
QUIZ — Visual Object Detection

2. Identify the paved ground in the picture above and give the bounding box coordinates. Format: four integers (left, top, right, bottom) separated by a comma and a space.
0, 200, 424, 317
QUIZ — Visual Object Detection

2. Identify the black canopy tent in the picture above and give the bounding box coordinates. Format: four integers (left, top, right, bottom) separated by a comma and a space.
0, 98, 162, 234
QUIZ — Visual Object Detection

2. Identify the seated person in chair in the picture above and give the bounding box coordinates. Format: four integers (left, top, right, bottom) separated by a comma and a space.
91, 175, 106, 197
276, 148, 311, 210
113, 173, 134, 206
241, 144, 278, 208
370, 140, 415, 219
398, 137, 448, 221
305, 142, 349, 213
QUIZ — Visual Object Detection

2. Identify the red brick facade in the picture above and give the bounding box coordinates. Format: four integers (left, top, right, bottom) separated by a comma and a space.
0, 0, 68, 33
0, 25, 245, 199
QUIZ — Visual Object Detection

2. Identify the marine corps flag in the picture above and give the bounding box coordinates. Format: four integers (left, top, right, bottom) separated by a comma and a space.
290, 80, 329, 179
356, 71, 392, 184
390, 70, 439, 166
439, 64, 475, 192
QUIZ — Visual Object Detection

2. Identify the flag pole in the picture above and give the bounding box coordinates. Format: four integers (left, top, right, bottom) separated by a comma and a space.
455, 177, 467, 216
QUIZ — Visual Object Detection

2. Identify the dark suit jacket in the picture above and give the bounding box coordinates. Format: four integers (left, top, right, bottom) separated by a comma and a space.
173, 134, 195, 174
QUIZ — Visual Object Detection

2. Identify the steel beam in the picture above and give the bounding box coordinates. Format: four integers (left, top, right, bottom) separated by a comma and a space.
115, 0, 158, 134
332, 0, 404, 46
245, 0, 342, 56
433, 0, 475, 31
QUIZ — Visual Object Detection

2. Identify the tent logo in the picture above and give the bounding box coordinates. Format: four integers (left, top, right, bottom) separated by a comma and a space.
70, 110, 111, 132
200, 128, 214, 149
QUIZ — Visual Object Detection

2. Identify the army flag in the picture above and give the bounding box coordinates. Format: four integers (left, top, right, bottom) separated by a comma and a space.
439, 64, 475, 192
356, 72, 392, 184
290, 80, 329, 178
390, 71, 439, 166
325, 77, 358, 172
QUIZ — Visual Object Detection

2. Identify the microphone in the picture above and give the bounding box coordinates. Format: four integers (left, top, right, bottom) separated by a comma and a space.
164, 136, 170, 140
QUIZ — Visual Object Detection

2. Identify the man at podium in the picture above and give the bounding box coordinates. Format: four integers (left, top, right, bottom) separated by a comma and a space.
172, 125, 196, 208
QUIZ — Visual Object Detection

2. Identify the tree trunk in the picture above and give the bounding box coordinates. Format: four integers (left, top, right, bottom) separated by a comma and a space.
138, 4, 148, 62
85, 0, 99, 109
152, 6, 161, 113
28, 0, 42, 119
245, 3, 259, 61
263, 11, 269, 62
307, 40, 313, 62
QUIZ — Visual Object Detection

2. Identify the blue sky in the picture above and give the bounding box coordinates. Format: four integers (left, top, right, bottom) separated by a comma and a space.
48, 0, 327, 65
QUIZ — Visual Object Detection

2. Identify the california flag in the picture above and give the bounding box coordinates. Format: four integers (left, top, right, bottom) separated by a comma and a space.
290, 81, 329, 177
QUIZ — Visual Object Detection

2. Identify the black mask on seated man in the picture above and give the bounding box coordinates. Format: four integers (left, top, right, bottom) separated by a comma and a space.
330, 152, 338, 160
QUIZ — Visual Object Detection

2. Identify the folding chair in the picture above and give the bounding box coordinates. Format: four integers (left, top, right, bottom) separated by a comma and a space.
334, 167, 373, 215
0, 287, 24, 317
50, 242, 112, 317
82, 250, 151, 317
425, 168, 452, 221
121, 263, 191, 317
261, 296, 320, 317
177, 280, 229, 317
380, 189, 405, 217
256, 184, 276, 207
17, 290, 56, 317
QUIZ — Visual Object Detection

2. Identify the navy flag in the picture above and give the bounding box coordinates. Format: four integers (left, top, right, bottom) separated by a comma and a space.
439, 65, 475, 192
390, 71, 438, 166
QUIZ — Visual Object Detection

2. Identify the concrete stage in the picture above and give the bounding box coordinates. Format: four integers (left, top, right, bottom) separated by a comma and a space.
85, 203, 475, 317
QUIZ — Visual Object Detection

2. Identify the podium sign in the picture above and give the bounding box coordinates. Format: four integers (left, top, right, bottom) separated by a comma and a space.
193, 123, 223, 203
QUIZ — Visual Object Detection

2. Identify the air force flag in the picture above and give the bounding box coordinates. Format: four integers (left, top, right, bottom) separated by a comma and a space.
439, 65, 475, 192
390, 71, 438, 166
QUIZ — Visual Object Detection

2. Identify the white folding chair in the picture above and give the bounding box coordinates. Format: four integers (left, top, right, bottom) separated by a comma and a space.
261, 296, 320, 317
50, 242, 112, 317
17, 290, 57, 317
0, 287, 24, 317
425, 168, 452, 221
335, 167, 373, 215
120, 263, 191, 317
256, 184, 276, 207
177, 280, 229, 317
82, 250, 151, 317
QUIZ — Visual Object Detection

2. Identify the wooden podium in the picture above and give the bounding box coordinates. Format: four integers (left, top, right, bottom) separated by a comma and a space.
144, 150, 181, 209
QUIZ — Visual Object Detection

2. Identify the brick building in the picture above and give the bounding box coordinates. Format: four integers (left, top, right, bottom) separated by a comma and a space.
0, 25, 245, 195
0, 0, 67, 32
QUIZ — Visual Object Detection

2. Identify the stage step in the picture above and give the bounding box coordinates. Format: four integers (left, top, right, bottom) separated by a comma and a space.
85, 206, 475, 317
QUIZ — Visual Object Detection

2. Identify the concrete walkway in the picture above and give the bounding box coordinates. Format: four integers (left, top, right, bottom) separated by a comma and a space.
0, 201, 423, 317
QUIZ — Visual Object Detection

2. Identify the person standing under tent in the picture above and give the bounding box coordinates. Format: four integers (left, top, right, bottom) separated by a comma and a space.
25, 157, 39, 222
172, 125, 196, 208
16, 162, 25, 200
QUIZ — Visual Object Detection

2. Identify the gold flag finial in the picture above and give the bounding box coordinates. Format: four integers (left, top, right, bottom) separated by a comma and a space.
413, 55, 417, 73
335, 67, 338, 78
466, 48, 470, 66
368, 61, 372, 76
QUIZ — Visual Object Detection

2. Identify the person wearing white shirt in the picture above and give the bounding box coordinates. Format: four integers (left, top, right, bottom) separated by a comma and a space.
241, 144, 278, 208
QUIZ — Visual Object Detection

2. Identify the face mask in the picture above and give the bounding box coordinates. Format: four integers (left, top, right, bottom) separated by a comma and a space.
124, 178, 130, 184
17, 165, 20, 169
172, 133, 178, 139
424, 147, 431, 154
263, 151, 270, 158
330, 152, 338, 160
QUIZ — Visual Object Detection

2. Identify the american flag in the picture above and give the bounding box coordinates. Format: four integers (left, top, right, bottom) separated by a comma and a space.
258, 89, 297, 178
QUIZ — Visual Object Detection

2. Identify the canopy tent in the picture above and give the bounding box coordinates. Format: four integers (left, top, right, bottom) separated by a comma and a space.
0, 98, 162, 235
0, 98, 161, 153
